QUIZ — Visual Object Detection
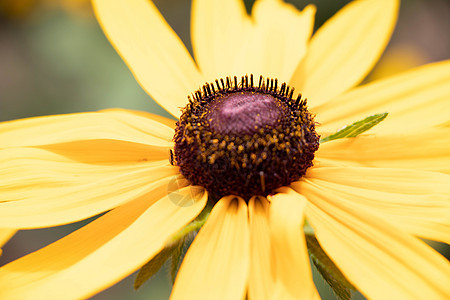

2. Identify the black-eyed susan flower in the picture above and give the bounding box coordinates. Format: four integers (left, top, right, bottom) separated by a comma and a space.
1, 0, 450, 299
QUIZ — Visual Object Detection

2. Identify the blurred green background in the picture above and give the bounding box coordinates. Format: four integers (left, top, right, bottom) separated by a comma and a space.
0, 0, 449, 299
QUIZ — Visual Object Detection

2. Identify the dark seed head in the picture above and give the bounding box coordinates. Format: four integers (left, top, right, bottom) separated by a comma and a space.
173, 75, 319, 201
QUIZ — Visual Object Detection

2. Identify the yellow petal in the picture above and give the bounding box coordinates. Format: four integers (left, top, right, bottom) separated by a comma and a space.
367, 45, 428, 81
191, 0, 251, 79
304, 166, 450, 195
296, 178, 450, 244
0, 186, 207, 299
290, 0, 399, 105
316, 128, 450, 174
171, 196, 249, 300
309, 157, 353, 169
0, 145, 178, 228
99, 109, 175, 142
102, 108, 177, 129
315, 60, 450, 134
244, 1, 315, 82
92, 0, 204, 117
301, 183, 450, 299
40, 139, 169, 165
269, 189, 320, 300
248, 196, 273, 300
0, 109, 173, 148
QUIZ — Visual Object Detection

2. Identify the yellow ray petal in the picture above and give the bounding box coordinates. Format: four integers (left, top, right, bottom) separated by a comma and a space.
305, 166, 450, 195
316, 128, 450, 174
99, 109, 175, 141
290, 0, 399, 105
269, 189, 320, 300
171, 196, 249, 300
0, 109, 173, 148
191, 0, 251, 79
243, 0, 315, 82
39, 139, 169, 165
102, 108, 177, 129
367, 45, 428, 81
295, 178, 450, 244
0, 145, 179, 228
315, 60, 450, 134
248, 196, 273, 300
0, 186, 207, 299
302, 183, 450, 299
309, 157, 356, 169
92, 0, 204, 117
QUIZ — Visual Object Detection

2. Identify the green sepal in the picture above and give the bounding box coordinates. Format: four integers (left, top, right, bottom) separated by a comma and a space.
134, 240, 182, 290
135, 199, 214, 289
306, 234, 356, 300
320, 112, 388, 143
168, 199, 213, 244
170, 237, 186, 284
167, 199, 214, 283
169, 235, 198, 284
303, 219, 315, 235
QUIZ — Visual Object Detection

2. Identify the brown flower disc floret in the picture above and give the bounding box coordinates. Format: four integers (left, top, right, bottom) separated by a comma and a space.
173, 75, 319, 201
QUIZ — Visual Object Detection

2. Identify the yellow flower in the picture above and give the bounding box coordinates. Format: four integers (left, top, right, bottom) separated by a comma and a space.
1, 0, 450, 299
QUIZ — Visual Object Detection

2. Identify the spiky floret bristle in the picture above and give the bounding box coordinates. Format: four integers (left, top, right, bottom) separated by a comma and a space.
173, 75, 319, 200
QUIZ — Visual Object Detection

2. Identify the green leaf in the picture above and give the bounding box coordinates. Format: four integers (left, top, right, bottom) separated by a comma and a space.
320, 112, 388, 143
306, 235, 356, 300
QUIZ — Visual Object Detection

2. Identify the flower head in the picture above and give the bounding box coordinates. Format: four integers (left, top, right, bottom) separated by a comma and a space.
0, 0, 449, 299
